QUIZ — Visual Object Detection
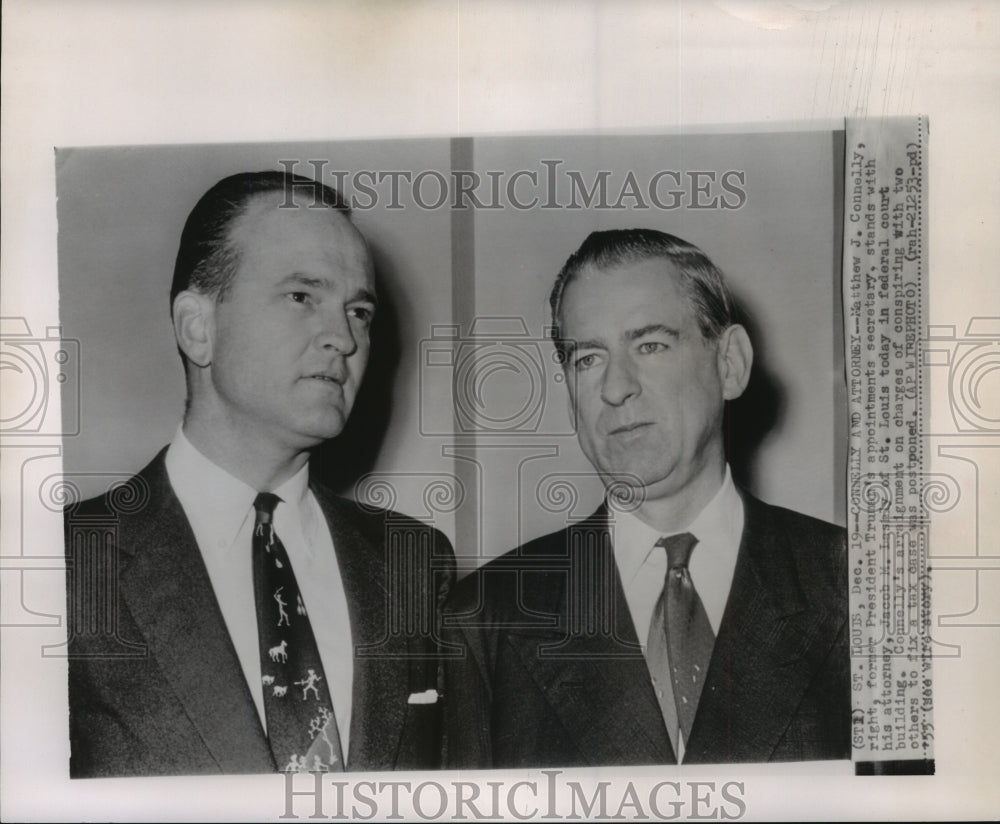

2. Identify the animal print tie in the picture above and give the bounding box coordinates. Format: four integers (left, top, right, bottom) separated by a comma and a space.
253, 492, 345, 772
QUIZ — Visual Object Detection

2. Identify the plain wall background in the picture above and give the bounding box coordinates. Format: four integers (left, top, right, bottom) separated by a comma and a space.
57, 132, 846, 568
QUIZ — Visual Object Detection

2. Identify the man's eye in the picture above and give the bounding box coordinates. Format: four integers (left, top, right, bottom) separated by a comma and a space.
349, 306, 375, 324
288, 292, 312, 304
637, 340, 668, 354
573, 353, 599, 370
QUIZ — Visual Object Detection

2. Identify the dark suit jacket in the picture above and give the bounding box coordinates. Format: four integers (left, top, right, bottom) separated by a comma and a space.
442, 491, 849, 767
65, 450, 455, 778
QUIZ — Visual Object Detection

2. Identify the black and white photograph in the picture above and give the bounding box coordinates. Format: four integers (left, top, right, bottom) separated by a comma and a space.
55, 131, 846, 778
1, 1, 998, 821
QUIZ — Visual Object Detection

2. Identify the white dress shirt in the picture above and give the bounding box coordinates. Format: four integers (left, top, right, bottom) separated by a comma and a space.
609, 465, 744, 760
165, 427, 354, 756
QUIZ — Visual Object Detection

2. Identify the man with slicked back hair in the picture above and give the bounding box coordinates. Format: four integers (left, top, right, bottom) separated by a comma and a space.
66, 171, 454, 777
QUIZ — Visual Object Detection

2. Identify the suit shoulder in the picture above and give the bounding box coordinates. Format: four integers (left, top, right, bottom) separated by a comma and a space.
463, 521, 578, 579
64, 448, 170, 518
508, 523, 580, 558
65, 472, 153, 519
760, 500, 846, 546
446, 523, 576, 614
311, 483, 455, 560
66, 490, 111, 520
747, 496, 847, 603
62, 459, 167, 560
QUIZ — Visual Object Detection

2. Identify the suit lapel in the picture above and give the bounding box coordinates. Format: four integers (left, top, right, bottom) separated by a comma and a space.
687, 492, 832, 763
313, 491, 408, 771
505, 511, 675, 766
117, 454, 275, 773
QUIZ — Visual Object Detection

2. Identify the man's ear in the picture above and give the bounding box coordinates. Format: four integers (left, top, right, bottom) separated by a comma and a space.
172, 290, 215, 368
716, 324, 753, 401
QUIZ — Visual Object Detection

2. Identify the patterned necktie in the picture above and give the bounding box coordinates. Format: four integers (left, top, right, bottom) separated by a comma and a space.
657, 532, 715, 743
252, 492, 344, 772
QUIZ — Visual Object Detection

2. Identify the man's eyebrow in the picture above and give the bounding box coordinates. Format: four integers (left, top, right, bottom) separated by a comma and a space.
625, 323, 679, 342
279, 273, 328, 289
349, 287, 379, 307
561, 338, 606, 357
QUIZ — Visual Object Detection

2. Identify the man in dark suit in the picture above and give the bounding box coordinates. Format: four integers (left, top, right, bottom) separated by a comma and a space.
65, 171, 454, 777
443, 228, 849, 767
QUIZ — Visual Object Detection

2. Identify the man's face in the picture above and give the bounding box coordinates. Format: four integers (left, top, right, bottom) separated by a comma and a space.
560, 258, 731, 503
205, 195, 376, 453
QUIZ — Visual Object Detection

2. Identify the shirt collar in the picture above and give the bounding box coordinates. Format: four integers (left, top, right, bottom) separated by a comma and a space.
609, 465, 741, 584
686, 465, 743, 559
271, 457, 310, 514
270, 458, 314, 557
165, 426, 311, 553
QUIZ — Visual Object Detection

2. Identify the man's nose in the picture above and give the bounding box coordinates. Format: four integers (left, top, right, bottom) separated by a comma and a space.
314, 310, 358, 356
600, 352, 640, 405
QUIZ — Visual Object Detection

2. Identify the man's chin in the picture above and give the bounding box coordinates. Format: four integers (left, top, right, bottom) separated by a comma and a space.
601, 465, 681, 505
292, 414, 350, 448
599, 471, 652, 508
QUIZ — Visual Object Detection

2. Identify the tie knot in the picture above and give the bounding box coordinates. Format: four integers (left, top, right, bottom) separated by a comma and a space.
254, 492, 281, 524
656, 532, 698, 569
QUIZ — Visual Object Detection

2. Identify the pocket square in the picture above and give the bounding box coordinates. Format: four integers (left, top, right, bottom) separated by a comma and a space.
407, 689, 439, 705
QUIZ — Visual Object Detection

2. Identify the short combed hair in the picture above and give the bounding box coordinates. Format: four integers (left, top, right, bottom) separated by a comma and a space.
549, 228, 736, 360
170, 170, 350, 309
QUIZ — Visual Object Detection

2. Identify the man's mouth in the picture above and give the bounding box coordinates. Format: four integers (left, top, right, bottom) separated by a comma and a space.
607, 421, 651, 436
304, 373, 344, 385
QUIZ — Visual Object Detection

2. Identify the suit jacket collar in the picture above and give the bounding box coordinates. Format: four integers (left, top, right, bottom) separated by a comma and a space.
684, 490, 835, 763
732, 488, 807, 616
310, 489, 409, 771
502, 490, 839, 765
498, 506, 676, 765
114, 451, 412, 773
115, 450, 276, 773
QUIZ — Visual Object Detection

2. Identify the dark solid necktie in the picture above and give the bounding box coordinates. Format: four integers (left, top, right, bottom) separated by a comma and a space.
657, 532, 715, 743
252, 492, 345, 772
